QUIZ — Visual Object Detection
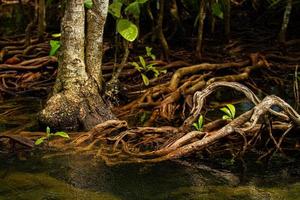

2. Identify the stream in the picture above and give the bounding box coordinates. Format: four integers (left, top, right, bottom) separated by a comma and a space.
1, 97, 300, 200
1, 153, 300, 200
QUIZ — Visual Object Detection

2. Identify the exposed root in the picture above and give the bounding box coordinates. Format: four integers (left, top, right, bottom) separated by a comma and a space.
117, 56, 266, 122
3, 82, 298, 166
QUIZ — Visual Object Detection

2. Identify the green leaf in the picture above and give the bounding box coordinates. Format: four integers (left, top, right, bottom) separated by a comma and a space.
49, 40, 61, 56
125, 2, 140, 19
139, 56, 146, 68
160, 69, 167, 74
116, 19, 138, 42
141, 74, 149, 86
35, 137, 47, 145
54, 132, 70, 139
146, 46, 152, 55
226, 104, 236, 118
220, 107, 231, 118
212, 3, 223, 19
150, 54, 156, 60
193, 123, 199, 130
84, 0, 93, 9
46, 126, 51, 136
146, 63, 155, 69
108, 1, 123, 18
222, 115, 231, 120
51, 33, 61, 38
152, 68, 160, 77
198, 115, 204, 129
146, 46, 156, 60
130, 61, 142, 71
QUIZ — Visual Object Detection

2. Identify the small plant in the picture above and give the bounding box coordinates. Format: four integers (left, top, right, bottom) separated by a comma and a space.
49, 33, 61, 56
130, 47, 166, 86
145, 46, 156, 60
108, 0, 148, 42
220, 104, 236, 120
193, 115, 204, 131
35, 126, 70, 145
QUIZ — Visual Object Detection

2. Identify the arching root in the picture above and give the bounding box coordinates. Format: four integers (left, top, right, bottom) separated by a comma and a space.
2, 82, 298, 165
33, 82, 298, 165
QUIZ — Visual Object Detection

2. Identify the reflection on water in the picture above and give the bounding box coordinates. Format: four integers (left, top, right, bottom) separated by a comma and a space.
1, 154, 300, 200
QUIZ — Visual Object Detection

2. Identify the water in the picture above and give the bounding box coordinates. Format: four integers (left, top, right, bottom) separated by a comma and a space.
1, 153, 300, 200
1, 95, 300, 200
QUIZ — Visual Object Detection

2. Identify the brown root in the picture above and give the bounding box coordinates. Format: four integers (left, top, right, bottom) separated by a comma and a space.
5, 82, 297, 166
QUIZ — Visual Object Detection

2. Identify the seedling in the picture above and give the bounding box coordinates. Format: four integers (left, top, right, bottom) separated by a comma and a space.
220, 104, 236, 120
35, 126, 70, 145
49, 40, 61, 56
193, 115, 204, 131
130, 47, 166, 86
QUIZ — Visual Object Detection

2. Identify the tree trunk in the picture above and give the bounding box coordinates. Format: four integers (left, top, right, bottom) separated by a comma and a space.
39, 0, 115, 131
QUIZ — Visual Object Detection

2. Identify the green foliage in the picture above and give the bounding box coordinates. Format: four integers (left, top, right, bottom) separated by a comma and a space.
35, 127, 69, 145
84, 0, 93, 9
220, 104, 236, 120
117, 19, 138, 42
49, 40, 61, 56
108, 0, 148, 42
109, 1, 123, 18
212, 3, 224, 19
146, 46, 156, 60
51, 33, 61, 38
193, 115, 204, 131
130, 47, 166, 86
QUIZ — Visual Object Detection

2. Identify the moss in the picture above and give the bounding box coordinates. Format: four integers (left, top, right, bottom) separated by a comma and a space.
165, 184, 300, 200
0, 171, 120, 200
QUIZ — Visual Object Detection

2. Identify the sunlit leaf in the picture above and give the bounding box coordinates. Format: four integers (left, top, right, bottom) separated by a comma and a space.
51, 33, 61, 38
46, 126, 51, 135
146, 46, 152, 55
139, 56, 146, 68
193, 123, 199, 130
35, 137, 47, 145
109, 1, 123, 18
49, 40, 61, 56
141, 73, 149, 86
152, 68, 160, 77
226, 104, 236, 118
146, 46, 156, 60
222, 115, 231, 120
130, 61, 142, 71
160, 69, 167, 74
198, 115, 204, 129
116, 19, 138, 42
84, 0, 93, 9
54, 132, 70, 139
220, 107, 231, 118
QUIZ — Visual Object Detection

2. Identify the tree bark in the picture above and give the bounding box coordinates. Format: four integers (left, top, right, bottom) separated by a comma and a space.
39, 0, 115, 131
